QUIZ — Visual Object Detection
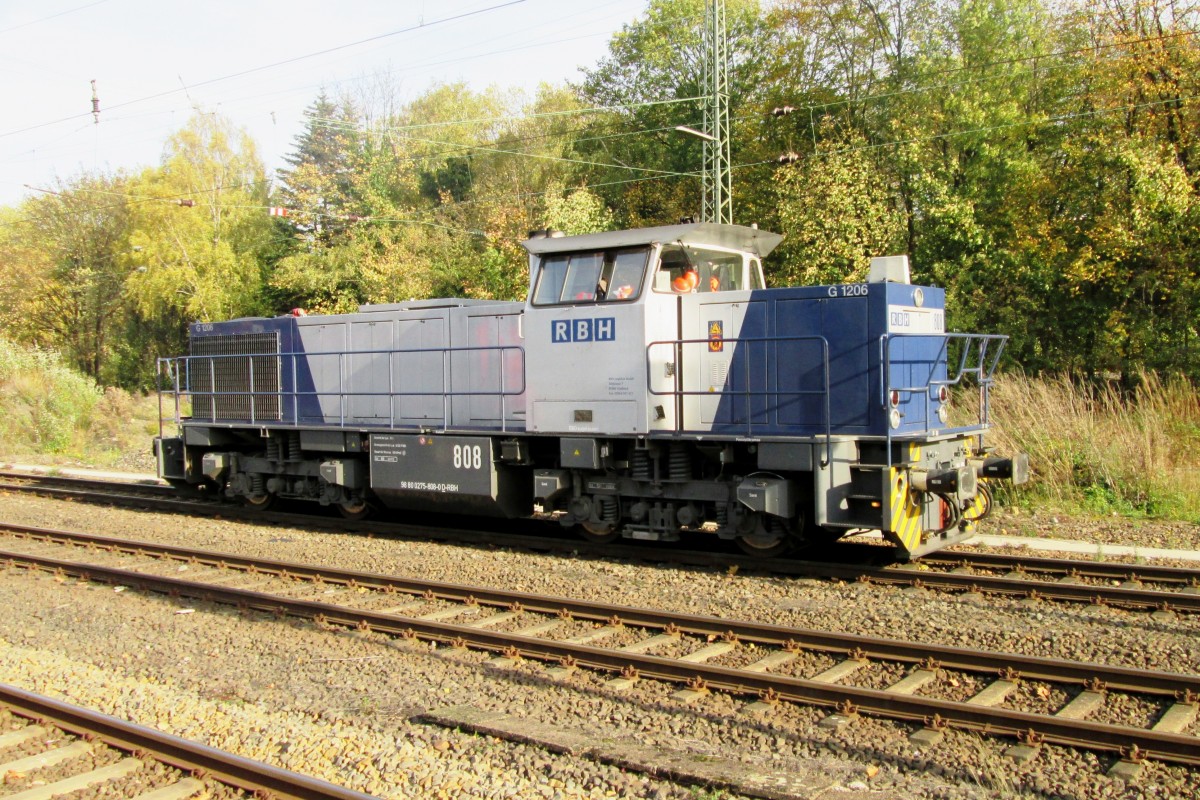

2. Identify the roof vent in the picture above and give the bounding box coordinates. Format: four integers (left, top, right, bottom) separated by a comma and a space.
868, 255, 911, 284
528, 228, 566, 239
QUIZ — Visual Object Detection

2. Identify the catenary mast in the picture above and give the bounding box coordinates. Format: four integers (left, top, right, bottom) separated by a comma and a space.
702, 0, 732, 224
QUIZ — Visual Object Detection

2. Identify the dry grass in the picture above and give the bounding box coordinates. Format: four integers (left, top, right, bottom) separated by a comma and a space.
0, 338, 160, 467
984, 372, 1200, 521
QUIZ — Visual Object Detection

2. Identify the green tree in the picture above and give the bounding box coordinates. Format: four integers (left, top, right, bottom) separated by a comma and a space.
125, 113, 273, 332
772, 123, 906, 285
0, 173, 134, 382
275, 91, 364, 244
577, 0, 765, 227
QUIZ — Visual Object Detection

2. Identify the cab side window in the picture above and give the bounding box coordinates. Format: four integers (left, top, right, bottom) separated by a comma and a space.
749, 257, 765, 289
599, 249, 645, 300
532, 247, 649, 305
534, 255, 569, 305
559, 253, 604, 302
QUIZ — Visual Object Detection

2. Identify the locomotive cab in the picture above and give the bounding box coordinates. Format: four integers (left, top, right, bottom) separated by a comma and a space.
521, 223, 781, 437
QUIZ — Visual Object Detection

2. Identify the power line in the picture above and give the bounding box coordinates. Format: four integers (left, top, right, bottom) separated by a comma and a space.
0, 0, 529, 141
321, 95, 703, 135
764, 92, 1199, 171
379, 89, 1200, 232
317, 119, 691, 177
0, 9, 649, 176
0, 0, 112, 36
14, 82, 1195, 227
770, 28, 1200, 118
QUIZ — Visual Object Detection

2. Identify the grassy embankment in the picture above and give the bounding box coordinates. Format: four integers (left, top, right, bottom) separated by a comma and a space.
0, 338, 160, 470
2, 338, 1197, 522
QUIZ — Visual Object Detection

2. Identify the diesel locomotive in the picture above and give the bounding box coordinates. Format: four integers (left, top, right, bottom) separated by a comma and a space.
155, 222, 1028, 559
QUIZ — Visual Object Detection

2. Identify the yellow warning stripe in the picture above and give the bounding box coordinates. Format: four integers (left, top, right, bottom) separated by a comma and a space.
889, 468, 923, 552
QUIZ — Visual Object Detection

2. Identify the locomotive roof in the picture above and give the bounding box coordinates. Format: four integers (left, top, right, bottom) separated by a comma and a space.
521, 222, 783, 259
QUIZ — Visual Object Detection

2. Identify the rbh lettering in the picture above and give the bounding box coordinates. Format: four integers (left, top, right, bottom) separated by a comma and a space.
552, 317, 616, 343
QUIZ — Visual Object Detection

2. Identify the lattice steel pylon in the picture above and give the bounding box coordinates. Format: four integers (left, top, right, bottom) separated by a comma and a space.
702, 0, 732, 225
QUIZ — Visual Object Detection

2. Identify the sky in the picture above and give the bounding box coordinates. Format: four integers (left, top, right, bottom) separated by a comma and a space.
0, 0, 653, 208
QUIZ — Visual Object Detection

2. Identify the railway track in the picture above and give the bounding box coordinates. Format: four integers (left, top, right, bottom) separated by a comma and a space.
4, 471, 1200, 615
0, 683, 374, 799
2, 521, 1198, 773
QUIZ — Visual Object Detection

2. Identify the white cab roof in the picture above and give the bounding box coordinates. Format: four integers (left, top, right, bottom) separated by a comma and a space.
522, 223, 783, 259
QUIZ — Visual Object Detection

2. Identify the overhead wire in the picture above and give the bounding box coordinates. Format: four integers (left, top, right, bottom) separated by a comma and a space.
0, 0, 112, 36
7, 7, 1197, 240
765, 27, 1200, 117
14, 82, 1195, 240
0, 0, 530, 141
292, 25, 1199, 174
0, 0, 671, 200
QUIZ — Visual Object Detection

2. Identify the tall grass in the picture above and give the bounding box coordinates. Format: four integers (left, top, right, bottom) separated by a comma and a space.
985, 372, 1200, 521
0, 338, 159, 464
0, 337, 101, 453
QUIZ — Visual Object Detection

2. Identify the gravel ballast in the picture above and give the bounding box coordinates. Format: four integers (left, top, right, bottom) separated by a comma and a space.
1, 491, 1198, 798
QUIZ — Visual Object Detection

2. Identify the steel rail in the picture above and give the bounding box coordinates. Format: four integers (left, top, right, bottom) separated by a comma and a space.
3, 521, 1200, 696
3, 522, 1198, 695
5, 474, 1200, 612
921, 549, 1200, 585
0, 472, 175, 497
823, 562, 1200, 613
0, 683, 375, 800
5, 546, 1200, 765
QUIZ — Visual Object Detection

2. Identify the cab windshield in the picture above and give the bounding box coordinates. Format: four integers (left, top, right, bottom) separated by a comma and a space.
532, 246, 649, 305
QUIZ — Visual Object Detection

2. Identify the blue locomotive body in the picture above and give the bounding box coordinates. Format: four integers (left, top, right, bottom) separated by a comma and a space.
156, 223, 1026, 559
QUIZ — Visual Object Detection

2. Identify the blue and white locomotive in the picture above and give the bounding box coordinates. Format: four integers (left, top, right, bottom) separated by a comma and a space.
155, 222, 1028, 559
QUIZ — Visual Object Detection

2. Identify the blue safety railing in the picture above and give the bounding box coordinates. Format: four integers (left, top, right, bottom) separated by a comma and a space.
879, 332, 1009, 464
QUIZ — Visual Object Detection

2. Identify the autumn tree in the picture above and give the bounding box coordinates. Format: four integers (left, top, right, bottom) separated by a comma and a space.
772, 123, 906, 285
1046, 0, 1200, 376
576, 0, 765, 227
122, 113, 274, 381
0, 173, 134, 383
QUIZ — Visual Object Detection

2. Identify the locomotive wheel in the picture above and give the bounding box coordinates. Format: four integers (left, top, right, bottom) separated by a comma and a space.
338, 499, 372, 521
242, 493, 275, 511
735, 512, 796, 557
736, 531, 793, 558
577, 521, 621, 545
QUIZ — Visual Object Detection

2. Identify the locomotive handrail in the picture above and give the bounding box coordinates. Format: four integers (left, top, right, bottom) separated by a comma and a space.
157, 343, 527, 433
645, 334, 833, 467
879, 332, 1009, 465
